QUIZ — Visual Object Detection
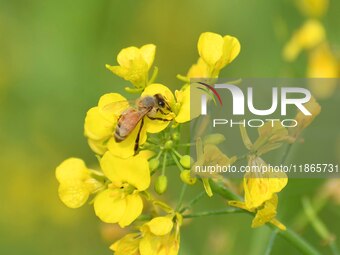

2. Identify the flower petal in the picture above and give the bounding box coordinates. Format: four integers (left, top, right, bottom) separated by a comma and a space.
110, 233, 140, 255
55, 158, 89, 183
141, 83, 175, 133
215, 35, 241, 69
117, 46, 143, 68
142, 83, 175, 106
244, 175, 287, 209
146, 216, 174, 236
140, 44, 156, 68
139, 232, 160, 255
84, 107, 115, 140
118, 193, 143, 227
87, 138, 108, 155
174, 86, 190, 123
252, 194, 278, 228
94, 189, 126, 223
98, 93, 128, 121
187, 58, 210, 78
100, 152, 150, 191
107, 121, 147, 159
58, 181, 90, 208
143, 117, 171, 134
198, 32, 224, 66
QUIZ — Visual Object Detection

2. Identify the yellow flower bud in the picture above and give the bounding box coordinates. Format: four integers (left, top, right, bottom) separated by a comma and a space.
180, 155, 194, 169
154, 175, 168, 194
180, 170, 197, 185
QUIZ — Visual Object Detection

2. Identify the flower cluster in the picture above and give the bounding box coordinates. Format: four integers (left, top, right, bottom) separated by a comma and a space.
56, 33, 214, 254
56, 31, 321, 254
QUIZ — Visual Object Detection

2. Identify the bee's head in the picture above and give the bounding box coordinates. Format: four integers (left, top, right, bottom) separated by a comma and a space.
154, 94, 171, 111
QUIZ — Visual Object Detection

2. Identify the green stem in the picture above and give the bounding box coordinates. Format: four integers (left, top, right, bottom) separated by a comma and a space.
292, 195, 327, 231
279, 228, 320, 255
148, 66, 158, 84
177, 142, 195, 147
281, 143, 293, 164
234, 154, 248, 164
302, 197, 339, 255
176, 183, 187, 211
264, 229, 278, 255
161, 152, 167, 175
180, 191, 206, 213
156, 150, 163, 160
183, 208, 243, 218
171, 152, 184, 171
209, 178, 242, 201
171, 148, 182, 159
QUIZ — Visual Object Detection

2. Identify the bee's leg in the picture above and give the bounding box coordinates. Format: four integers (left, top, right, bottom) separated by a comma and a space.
134, 118, 144, 154
156, 108, 171, 115
147, 116, 171, 122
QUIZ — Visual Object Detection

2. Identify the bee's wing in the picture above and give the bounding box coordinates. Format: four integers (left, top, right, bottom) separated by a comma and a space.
101, 98, 136, 116
115, 107, 150, 141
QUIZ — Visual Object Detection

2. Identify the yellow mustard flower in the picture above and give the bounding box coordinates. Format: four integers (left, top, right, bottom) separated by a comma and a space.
85, 90, 171, 159
283, 19, 325, 61
87, 84, 191, 158
84, 93, 132, 155
55, 158, 104, 208
240, 121, 289, 156
296, 0, 329, 18
139, 83, 176, 133
94, 151, 150, 227
141, 83, 191, 125
229, 156, 287, 230
110, 233, 140, 255
111, 215, 181, 255
106, 44, 156, 91
197, 32, 241, 77
193, 137, 237, 197
289, 96, 321, 141
307, 43, 338, 99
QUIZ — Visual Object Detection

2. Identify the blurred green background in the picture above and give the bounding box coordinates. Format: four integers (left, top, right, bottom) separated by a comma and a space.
1, 0, 340, 254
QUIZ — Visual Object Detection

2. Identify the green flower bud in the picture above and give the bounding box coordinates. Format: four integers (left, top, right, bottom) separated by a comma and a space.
164, 140, 174, 150
180, 155, 194, 169
180, 170, 197, 185
203, 133, 226, 145
155, 175, 168, 194
172, 132, 180, 141
149, 158, 160, 173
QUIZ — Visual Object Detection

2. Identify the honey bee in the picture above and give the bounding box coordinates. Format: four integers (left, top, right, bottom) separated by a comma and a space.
106, 94, 173, 152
